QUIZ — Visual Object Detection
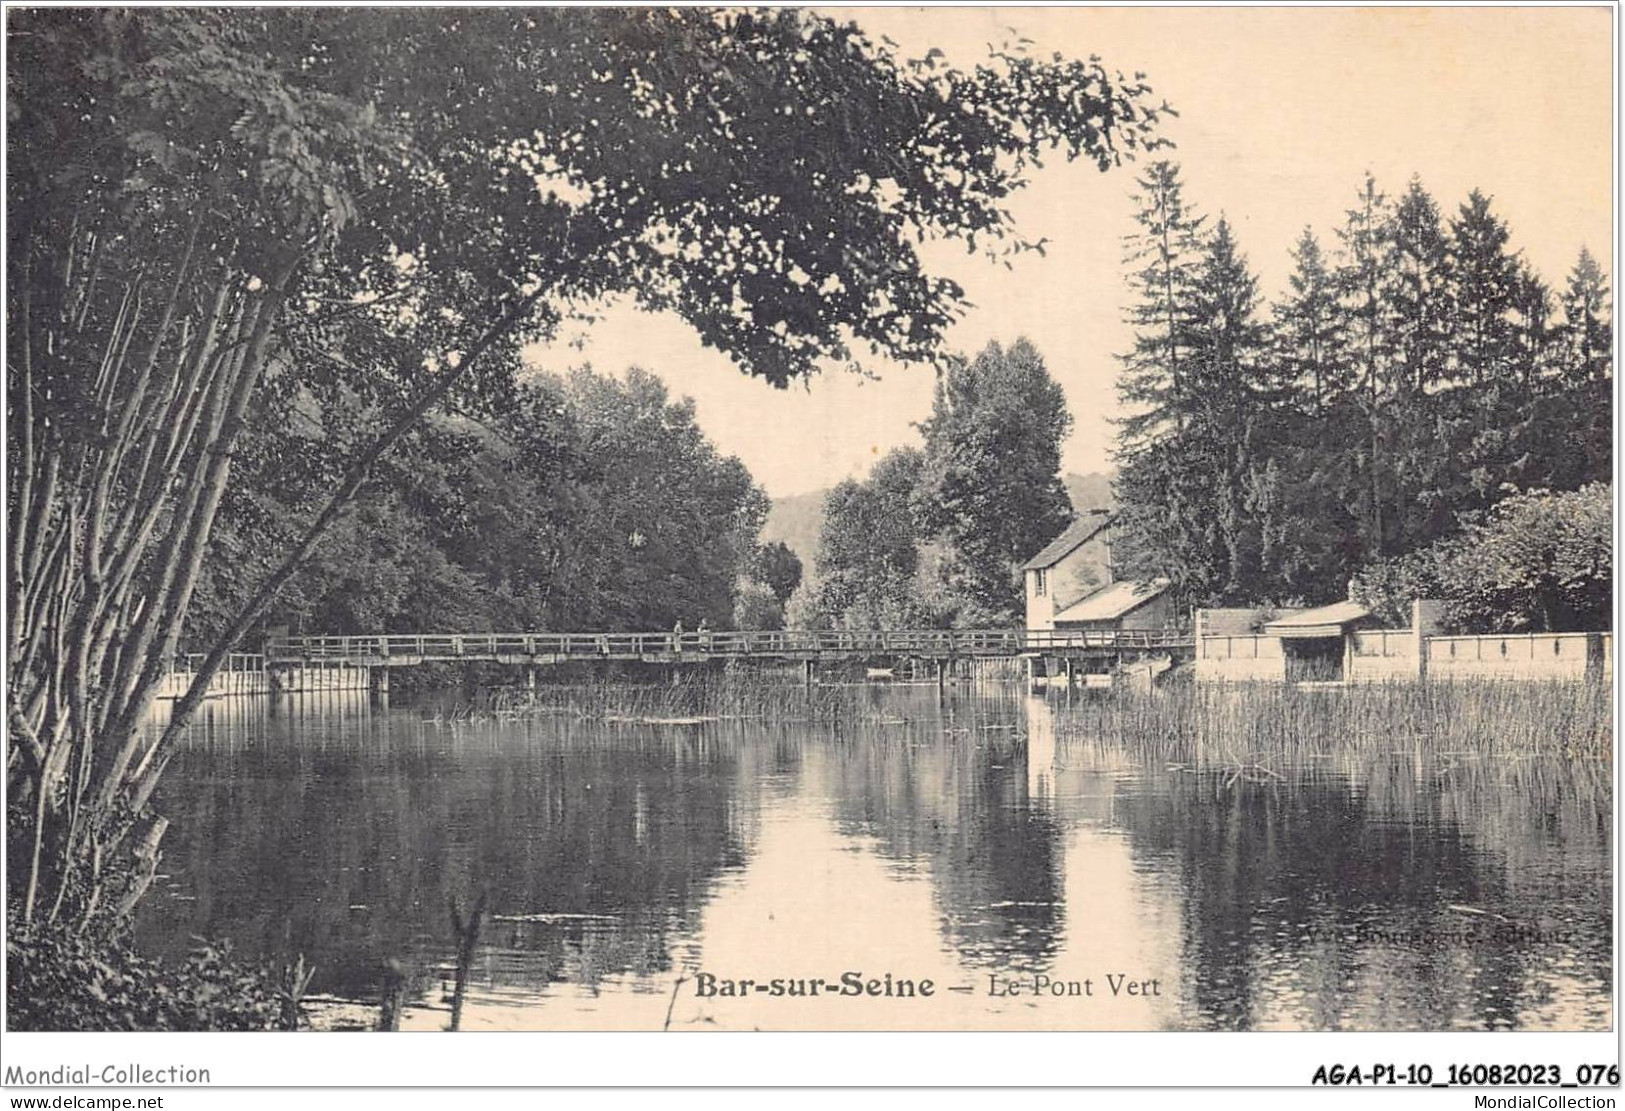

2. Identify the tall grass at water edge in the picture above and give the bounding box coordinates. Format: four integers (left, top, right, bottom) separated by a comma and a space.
431, 669, 871, 726
1052, 679, 1612, 772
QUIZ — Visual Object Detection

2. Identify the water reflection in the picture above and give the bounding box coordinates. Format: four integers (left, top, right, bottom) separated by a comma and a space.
136, 686, 1610, 1030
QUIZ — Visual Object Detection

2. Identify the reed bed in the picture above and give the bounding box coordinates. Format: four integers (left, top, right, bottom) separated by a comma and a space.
430, 670, 867, 726
1054, 679, 1612, 768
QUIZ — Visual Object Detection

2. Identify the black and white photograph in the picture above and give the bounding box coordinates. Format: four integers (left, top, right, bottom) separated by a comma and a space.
2, 1, 1616, 1093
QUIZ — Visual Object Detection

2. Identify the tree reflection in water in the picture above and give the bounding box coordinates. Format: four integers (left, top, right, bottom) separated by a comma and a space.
137, 683, 1610, 1030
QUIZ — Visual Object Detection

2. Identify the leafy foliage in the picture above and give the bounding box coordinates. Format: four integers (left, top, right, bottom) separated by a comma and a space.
806, 449, 932, 629
914, 339, 1075, 621
799, 337, 1078, 629
189, 367, 769, 640
752, 542, 805, 606
1351, 485, 1612, 633
7, 924, 283, 1032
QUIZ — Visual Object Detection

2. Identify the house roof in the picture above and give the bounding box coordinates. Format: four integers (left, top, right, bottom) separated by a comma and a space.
1263, 601, 1374, 638
1198, 607, 1306, 636
1020, 512, 1113, 571
1053, 578, 1170, 624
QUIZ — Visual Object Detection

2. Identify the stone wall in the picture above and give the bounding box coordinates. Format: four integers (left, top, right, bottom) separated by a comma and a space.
1347, 630, 1417, 683
1426, 634, 1601, 682
1197, 625, 1612, 685
1195, 634, 1285, 683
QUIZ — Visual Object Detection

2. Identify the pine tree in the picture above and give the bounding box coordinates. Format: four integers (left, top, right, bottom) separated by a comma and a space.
1508, 260, 1558, 389
1384, 177, 1452, 395
1448, 190, 1520, 386
1116, 161, 1208, 449
1186, 218, 1271, 424
1559, 246, 1612, 384
1115, 217, 1275, 604
1334, 173, 1395, 560
1268, 228, 1362, 602
1187, 218, 1275, 600
1273, 228, 1348, 414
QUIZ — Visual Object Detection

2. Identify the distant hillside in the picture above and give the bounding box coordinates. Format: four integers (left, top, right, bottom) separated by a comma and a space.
760, 489, 827, 571
762, 471, 1114, 571
1063, 471, 1114, 514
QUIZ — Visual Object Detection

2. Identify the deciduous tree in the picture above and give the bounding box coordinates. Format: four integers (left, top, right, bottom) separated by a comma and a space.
915, 339, 1074, 622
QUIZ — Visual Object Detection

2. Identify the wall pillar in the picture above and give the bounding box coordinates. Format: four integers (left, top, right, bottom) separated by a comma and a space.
1413, 599, 1445, 684
1586, 632, 1605, 684
370, 665, 390, 708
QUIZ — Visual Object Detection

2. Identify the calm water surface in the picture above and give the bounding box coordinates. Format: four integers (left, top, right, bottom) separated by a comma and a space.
136, 685, 1612, 1031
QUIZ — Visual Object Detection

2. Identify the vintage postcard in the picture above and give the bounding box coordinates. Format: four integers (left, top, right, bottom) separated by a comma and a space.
3, 2, 1615, 1097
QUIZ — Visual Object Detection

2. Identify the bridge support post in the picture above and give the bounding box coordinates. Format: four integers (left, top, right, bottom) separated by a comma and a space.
267, 666, 285, 717
1063, 657, 1075, 690
935, 658, 946, 700
525, 666, 538, 693
802, 659, 815, 690
370, 665, 390, 708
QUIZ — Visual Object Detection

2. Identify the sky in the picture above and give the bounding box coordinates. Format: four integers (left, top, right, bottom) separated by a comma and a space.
523, 6, 1614, 499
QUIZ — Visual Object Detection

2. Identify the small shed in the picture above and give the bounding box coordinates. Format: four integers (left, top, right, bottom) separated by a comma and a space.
1263, 601, 1381, 682
1052, 578, 1173, 632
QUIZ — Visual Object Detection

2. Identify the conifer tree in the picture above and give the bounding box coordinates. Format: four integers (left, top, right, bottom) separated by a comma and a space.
1334, 174, 1395, 560
1559, 247, 1613, 385
1268, 228, 1363, 602
1273, 228, 1348, 415
1384, 178, 1452, 395
1116, 161, 1207, 449
1447, 190, 1521, 386
1194, 220, 1275, 600
1116, 217, 1274, 604
1508, 261, 1558, 389
1186, 218, 1270, 428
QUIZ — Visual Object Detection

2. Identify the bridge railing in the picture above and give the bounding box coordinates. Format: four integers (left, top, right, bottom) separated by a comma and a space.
263, 628, 1192, 663
168, 652, 265, 674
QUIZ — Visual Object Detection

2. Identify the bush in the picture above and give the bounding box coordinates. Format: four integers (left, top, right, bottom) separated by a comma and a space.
1352, 484, 1612, 632
7, 923, 283, 1031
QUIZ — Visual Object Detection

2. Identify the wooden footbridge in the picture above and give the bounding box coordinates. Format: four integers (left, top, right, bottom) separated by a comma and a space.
262, 628, 1195, 693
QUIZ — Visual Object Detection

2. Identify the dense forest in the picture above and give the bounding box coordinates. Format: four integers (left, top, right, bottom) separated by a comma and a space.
1112, 163, 1611, 629
185, 365, 795, 646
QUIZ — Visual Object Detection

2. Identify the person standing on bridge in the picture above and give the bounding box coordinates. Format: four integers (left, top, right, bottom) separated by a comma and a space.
672, 619, 684, 655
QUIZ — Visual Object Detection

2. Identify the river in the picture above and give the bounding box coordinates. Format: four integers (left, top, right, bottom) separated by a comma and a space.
135, 683, 1612, 1031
